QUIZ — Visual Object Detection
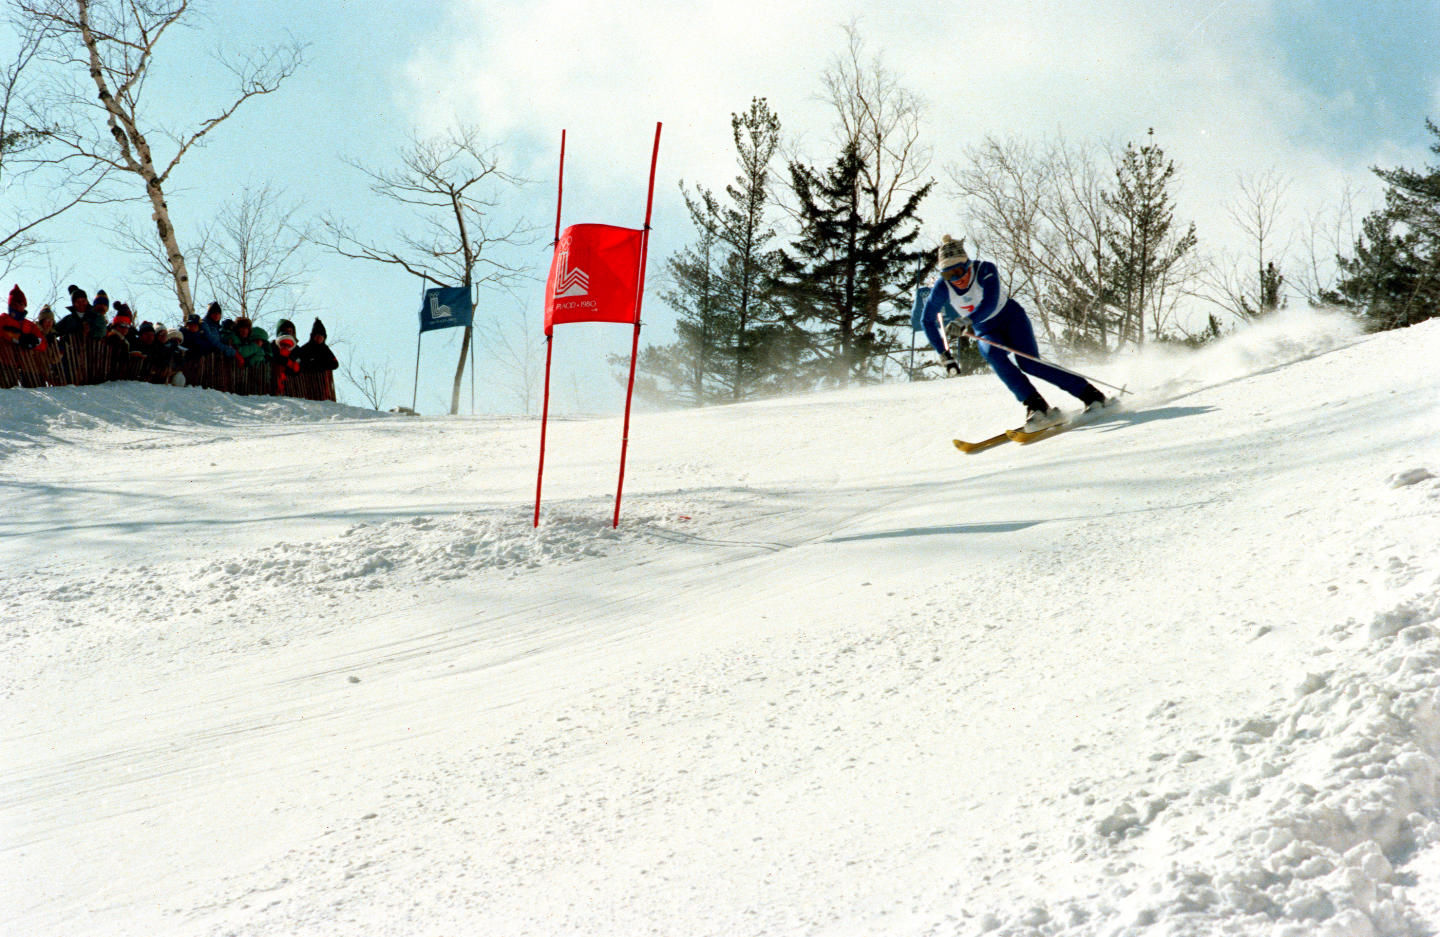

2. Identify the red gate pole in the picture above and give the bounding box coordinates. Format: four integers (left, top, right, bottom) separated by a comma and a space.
612, 121, 662, 529
533, 334, 554, 527
534, 130, 567, 528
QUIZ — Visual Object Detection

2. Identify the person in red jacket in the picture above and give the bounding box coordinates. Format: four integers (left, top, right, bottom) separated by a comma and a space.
1, 285, 45, 350
272, 332, 301, 393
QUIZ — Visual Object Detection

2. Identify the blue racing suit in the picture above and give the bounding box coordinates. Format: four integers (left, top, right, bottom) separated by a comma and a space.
919, 260, 1091, 404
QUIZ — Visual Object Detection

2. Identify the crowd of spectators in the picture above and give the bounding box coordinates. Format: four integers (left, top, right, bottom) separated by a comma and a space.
1, 283, 338, 399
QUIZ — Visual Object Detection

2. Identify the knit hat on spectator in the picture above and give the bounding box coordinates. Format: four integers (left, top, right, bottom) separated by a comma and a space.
93, 289, 110, 311
138, 321, 155, 335
936, 235, 969, 273
112, 311, 133, 328
186, 313, 201, 326
276, 318, 296, 337
310, 318, 327, 339
38, 305, 55, 326
206, 301, 222, 319
8, 284, 25, 316
67, 285, 89, 312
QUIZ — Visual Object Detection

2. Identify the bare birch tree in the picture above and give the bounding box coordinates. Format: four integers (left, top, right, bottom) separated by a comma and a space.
315, 126, 531, 415
946, 136, 1053, 336
13, 0, 303, 318
1201, 168, 1290, 320
192, 183, 311, 326
340, 355, 396, 411
1034, 137, 1120, 348
487, 302, 545, 416
1294, 180, 1362, 305
822, 24, 930, 229
948, 135, 1121, 349
108, 182, 310, 327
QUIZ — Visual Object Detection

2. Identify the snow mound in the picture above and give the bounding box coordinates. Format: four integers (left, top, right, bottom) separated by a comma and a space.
973, 509, 1440, 937
0, 382, 388, 458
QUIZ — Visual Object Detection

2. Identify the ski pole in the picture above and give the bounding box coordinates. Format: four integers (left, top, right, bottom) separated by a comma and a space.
961, 330, 1131, 396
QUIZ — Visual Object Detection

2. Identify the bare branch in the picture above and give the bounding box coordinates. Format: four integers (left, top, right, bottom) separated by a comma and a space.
314, 125, 534, 414
13, 0, 305, 319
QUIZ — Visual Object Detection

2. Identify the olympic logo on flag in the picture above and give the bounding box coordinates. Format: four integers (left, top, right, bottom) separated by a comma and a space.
553, 245, 590, 298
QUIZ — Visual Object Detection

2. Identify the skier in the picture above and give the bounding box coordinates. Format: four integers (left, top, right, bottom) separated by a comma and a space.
920, 236, 1107, 431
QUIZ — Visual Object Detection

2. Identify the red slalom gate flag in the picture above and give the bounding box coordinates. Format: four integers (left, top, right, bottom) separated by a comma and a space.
543, 223, 644, 336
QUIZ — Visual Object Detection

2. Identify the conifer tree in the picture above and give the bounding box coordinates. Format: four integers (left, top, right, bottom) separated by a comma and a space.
1103, 129, 1197, 346
1327, 119, 1440, 330
638, 98, 787, 403
775, 140, 930, 385
646, 187, 731, 405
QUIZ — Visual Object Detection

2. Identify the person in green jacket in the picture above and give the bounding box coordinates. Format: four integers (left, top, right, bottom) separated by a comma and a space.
226, 317, 271, 367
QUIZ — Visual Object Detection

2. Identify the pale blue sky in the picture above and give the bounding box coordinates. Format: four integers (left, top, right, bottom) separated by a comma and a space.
5, 0, 1437, 414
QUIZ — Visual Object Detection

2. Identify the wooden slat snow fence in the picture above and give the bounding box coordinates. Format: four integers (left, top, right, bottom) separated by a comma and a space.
0, 337, 335, 402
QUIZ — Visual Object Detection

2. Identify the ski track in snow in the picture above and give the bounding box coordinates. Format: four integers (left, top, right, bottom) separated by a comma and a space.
1, 310, 1438, 937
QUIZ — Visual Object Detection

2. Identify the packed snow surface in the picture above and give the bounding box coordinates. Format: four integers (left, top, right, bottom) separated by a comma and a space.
2, 310, 1439, 937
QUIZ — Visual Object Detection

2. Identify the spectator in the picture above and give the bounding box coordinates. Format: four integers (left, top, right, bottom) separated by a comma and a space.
182, 313, 222, 361
296, 318, 338, 373
53, 285, 92, 341
103, 305, 139, 359
227, 316, 270, 367
3, 284, 22, 320
157, 326, 187, 385
112, 301, 137, 338
269, 318, 299, 369
272, 332, 301, 393
195, 304, 243, 365
35, 305, 57, 351
2, 285, 45, 349
132, 321, 164, 377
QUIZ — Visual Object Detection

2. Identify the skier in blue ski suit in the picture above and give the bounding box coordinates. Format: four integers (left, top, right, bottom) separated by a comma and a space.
920, 235, 1105, 429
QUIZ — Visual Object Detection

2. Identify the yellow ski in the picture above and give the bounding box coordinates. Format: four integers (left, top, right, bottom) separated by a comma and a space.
953, 430, 1016, 454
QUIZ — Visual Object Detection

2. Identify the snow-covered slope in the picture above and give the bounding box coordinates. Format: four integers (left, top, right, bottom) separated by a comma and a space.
2, 311, 1438, 937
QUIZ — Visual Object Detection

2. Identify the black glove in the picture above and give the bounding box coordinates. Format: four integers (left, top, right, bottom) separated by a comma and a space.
18, 334, 40, 351
944, 355, 960, 377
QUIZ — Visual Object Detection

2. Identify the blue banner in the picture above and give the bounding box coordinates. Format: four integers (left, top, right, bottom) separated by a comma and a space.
909, 285, 932, 333
419, 286, 474, 333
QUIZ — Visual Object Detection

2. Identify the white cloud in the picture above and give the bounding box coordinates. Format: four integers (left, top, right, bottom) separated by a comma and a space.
399, 0, 1418, 294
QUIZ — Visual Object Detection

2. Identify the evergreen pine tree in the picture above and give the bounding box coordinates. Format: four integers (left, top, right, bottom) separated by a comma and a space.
645, 187, 732, 405
1326, 119, 1440, 330
633, 98, 787, 403
1103, 129, 1197, 346
775, 140, 930, 385
1240, 261, 1286, 318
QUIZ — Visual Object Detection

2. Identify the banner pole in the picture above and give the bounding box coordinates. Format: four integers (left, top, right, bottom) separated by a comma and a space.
412, 333, 421, 411
534, 334, 554, 527
612, 121, 662, 529
553, 129, 566, 244
535, 130, 566, 528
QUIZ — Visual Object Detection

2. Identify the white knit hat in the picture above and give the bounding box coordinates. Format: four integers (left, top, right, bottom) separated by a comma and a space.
937, 235, 969, 272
